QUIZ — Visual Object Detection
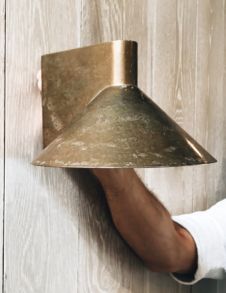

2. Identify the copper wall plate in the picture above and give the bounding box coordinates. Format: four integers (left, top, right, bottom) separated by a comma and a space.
32, 40, 216, 168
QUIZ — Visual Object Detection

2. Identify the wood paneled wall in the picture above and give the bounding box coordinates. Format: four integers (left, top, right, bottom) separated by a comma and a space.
0, 0, 4, 291
0, 0, 225, 292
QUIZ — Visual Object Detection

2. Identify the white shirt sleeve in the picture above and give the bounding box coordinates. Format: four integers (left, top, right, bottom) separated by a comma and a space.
170, 199, 226, 285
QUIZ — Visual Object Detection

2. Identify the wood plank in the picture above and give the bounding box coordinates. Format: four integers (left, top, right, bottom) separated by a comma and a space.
4, 0, 81, 292
0, 0, 5, 291
80, 0, 124, 45
191, 0, 225, 291
144, 0, 225, 291
195, 0, 226, 291
145, 0, 197, 216
219, 2, 226, 291
191, 0, 225, 212
142, 0, 195, 292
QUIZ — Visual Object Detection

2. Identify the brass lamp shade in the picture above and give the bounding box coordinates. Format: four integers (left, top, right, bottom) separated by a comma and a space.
32, 40, 216, 168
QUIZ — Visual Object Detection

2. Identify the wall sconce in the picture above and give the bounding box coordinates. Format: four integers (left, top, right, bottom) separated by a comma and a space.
32, 40, 216, 168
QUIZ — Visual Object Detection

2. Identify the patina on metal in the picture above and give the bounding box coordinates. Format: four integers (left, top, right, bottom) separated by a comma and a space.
32, 40, 216, 168
39, 40, 137, 147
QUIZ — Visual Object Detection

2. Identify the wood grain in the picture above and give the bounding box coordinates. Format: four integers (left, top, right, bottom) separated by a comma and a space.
141, 1, 193, 292
4, 0, 81, 292
220, 1, 226, 290
0, 0, 5, 291
2, 0, 226, 292
191, 1, 226, 291
144, 1, 226, 292
190, 0, 226, 291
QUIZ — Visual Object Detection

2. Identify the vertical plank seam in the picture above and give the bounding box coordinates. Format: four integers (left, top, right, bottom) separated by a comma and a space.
218, 1, 225, 292
191, 1, 198, 291
77, 1, 83, 292
122, 0, 125, 39
77, 0, 82, 47
192, 0, 199, 214
151, 0, 157, 97
2, 0, 6, 292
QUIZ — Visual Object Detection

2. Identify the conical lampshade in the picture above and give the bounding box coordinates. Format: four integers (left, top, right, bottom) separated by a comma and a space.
32, 40, 216, 168
33, 85, 216, 168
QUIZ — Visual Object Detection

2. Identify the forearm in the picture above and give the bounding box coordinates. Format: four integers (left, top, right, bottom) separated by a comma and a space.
91, 168, 197, 274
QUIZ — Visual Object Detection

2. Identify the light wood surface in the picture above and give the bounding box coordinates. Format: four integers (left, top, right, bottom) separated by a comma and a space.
5, 1, 81, 292
2, 0, 226, 292
0, 0, 5, 291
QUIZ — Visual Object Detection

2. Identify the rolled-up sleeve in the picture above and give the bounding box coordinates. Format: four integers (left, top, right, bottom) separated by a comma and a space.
170, 199, 226, 285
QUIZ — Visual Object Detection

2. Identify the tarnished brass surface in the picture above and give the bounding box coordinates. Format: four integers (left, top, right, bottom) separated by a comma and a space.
32, 40, 216, 168
41, 40, 137, 147
33, 84, 216, 168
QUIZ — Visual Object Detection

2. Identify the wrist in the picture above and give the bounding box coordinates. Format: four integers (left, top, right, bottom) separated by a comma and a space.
174, 225, 197, 275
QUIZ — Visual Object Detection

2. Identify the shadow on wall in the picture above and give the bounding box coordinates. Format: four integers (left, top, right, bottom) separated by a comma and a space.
66, 168, 147, 288
216, 158, 226, 201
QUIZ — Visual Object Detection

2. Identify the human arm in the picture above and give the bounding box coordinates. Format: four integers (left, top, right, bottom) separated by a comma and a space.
90, 168, 197, 274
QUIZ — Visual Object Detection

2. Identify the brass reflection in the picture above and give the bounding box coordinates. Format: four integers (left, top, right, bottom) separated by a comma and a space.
32, 40, 216, 168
